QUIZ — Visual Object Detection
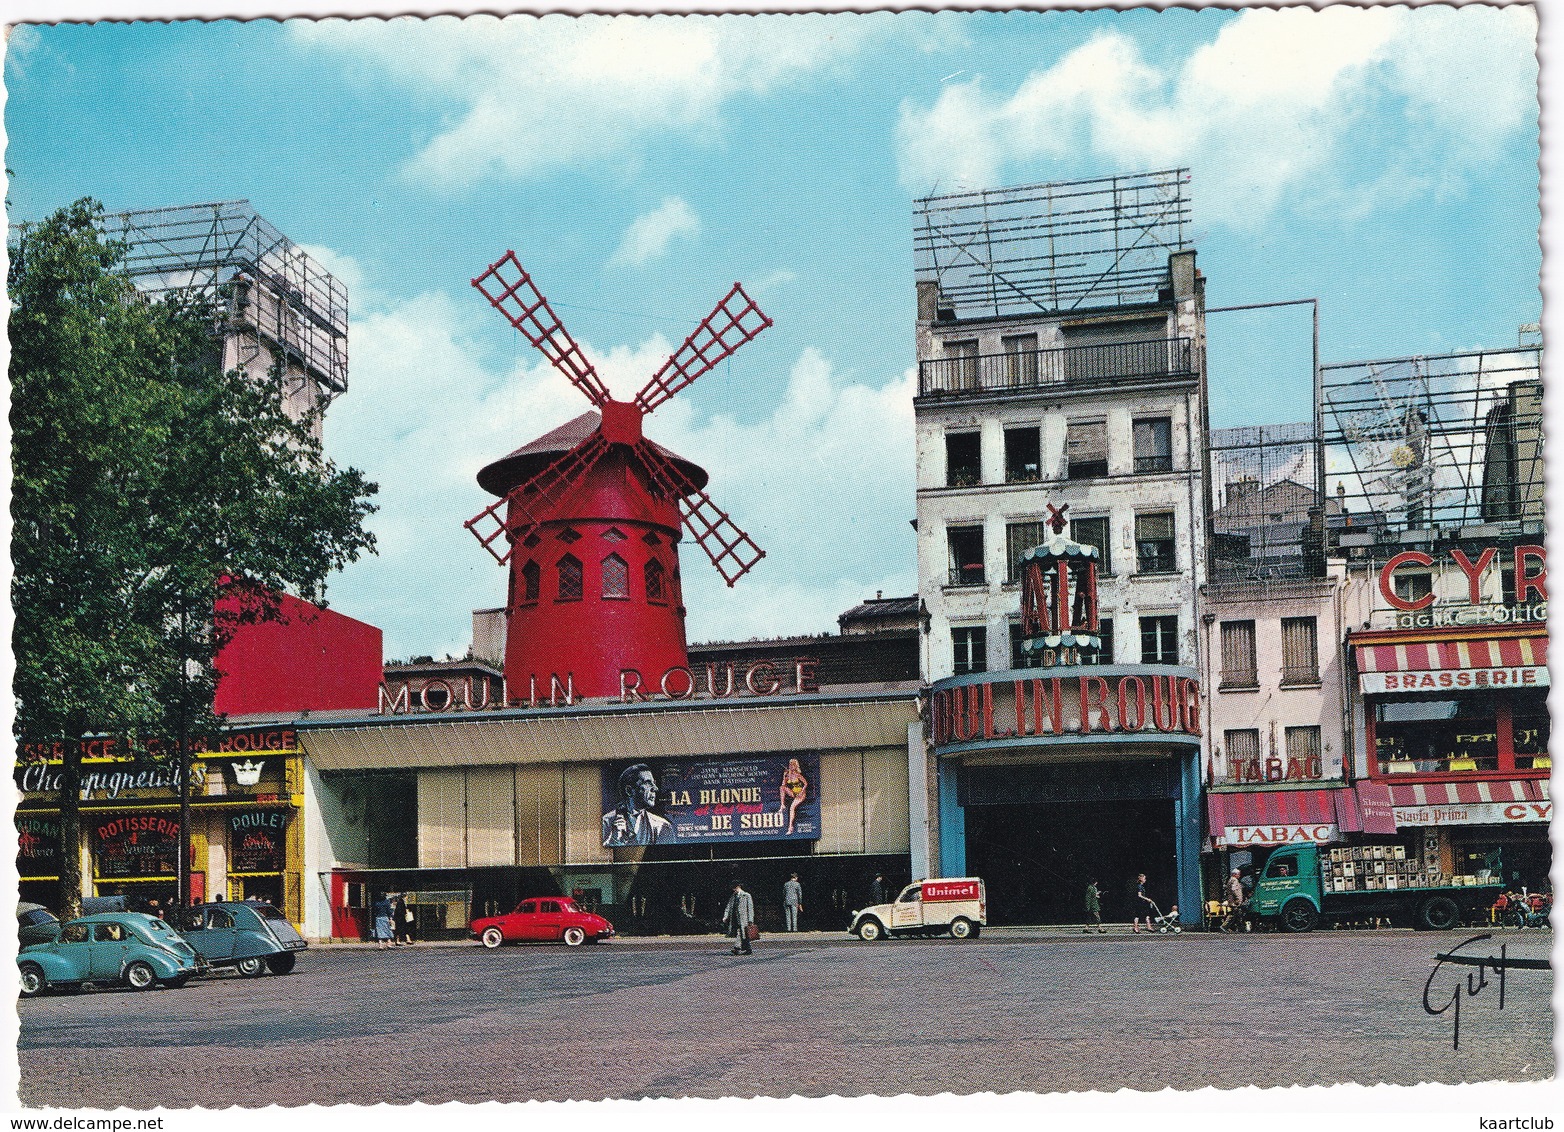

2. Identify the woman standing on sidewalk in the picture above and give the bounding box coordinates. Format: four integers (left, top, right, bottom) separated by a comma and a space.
371, 893, 394, 950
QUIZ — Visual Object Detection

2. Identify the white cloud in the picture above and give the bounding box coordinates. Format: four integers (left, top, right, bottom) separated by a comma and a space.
895, 6, 1537, 224
291, 13, 899, 188
607, 196, 701, 269
322, 262, 914, 657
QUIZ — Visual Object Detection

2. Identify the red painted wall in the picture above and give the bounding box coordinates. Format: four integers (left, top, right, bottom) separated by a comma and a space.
214, 591, 383, 716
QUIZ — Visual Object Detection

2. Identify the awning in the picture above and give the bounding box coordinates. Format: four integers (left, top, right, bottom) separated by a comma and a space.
1207, 786, 1361, 847
1353, 631, 1548, 694
1382, 778, 1551, 827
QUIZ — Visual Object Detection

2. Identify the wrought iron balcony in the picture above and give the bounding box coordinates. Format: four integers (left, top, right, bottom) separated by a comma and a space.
918, 336, 1195, 399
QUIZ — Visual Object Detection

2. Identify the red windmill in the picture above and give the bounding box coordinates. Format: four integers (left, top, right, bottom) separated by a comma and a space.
468, 252, 772, 700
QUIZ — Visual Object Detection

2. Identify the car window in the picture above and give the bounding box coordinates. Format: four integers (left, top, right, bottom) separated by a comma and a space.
60, 923, 90, 944
19, 909, 54, 927
250, 904, 287, 921
93, 922, 126, 942
898, 887, 921, 903
518, 901, 537, 915
540, 901, 561, 914
208, 908, 235, 929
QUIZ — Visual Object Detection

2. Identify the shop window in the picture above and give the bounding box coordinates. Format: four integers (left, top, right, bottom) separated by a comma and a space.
1005, 520, 1046, 583
1511, 690, 1551, 770
1071, 515, 1111, 574
1133, 416, 1173, 474
1008, 621, 1044, 669
1373, 695, 1498, 774
644, 559, 667, 604
1135, 512, 1176, 574
946, 432, 981, 487
1285, 726, 1322, 776
947, 526, 985, 586
1066, 420, 1108, 480
945, 339, 979, 388
601, 553, 629, 600
1004, 425, 1041, 482
519, 560, 540, 605
1219, 621, 1257, 688
1280, 617, 1319, 685
953, 626, 987, 676
557, 554, 583, 602
1140, 615, 1178, 665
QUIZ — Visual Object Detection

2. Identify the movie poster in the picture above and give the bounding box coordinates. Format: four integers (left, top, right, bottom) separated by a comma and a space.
601, 754, 821, 846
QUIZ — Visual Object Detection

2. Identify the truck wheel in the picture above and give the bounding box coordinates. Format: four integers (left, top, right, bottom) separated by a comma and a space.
949, 917, 974, 940
1280, 899, 1319, 933
1417, 896, 1461, 931
856, 918, 884, 942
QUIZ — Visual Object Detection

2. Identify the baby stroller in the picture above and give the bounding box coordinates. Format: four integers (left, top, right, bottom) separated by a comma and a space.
1150, 901, 1182, 934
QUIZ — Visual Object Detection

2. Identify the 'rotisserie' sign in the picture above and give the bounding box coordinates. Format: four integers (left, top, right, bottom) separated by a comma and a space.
930, 672, 1202, 749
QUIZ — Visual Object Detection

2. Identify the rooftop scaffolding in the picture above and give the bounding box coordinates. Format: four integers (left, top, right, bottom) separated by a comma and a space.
914, 169, 1192, 320
1208, 422, 1327, 586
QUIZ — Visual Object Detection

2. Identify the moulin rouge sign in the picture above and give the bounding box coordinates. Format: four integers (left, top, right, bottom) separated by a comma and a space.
930, 672, 1202, 749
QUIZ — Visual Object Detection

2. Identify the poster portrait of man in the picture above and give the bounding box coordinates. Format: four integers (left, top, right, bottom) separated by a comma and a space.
601, 763, 676, 847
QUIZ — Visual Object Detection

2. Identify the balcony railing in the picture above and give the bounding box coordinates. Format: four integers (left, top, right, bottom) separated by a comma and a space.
919, 337, 1195, 398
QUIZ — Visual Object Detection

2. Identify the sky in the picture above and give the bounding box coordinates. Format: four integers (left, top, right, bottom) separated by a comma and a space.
3, 4, 1543, 663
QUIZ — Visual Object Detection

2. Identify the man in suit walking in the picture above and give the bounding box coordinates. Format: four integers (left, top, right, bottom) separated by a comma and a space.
782, 873, 803, 931
723, 881, 755, 954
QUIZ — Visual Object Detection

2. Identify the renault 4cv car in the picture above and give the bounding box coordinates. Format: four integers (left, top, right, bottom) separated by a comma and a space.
180, 900, 307, 976
18, 912, 203, 996
470, 897, 615, 948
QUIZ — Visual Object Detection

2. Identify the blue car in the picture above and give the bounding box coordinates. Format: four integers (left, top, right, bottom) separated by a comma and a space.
179, 901, 307, 976
18, 912, 203, 996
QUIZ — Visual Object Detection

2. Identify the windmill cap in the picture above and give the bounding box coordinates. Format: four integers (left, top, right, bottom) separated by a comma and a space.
476, 410, 709, 497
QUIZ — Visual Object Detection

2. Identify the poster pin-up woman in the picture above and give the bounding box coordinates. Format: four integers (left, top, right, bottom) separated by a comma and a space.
778, 758, 808, 835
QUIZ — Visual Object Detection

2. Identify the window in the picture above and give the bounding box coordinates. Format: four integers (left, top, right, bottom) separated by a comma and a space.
1373, 696, 1499, 774
952, 626, 987, 675
947, 526, 985, 586
1135, 512, 1176, 574
1394, 572, 1433, 605
519, 901, 537, 914
602, 527, 627, 543
1220, 621, 1258, 688
1512, 690, 1550, 770
1005, 521, 1046, 583
601, 554, 629, 599
1004, 426, 1041, 482
946, 432, 981, 487
1095, 617, 1114, 664
945, 339, 979, 388
1140, 615, 1178, 665
1071, 515, 1111, 574
644, 559, 667, 603
1002, 333, 1039, 383
1009, 621, 1044, 669
207, 908, 234, 930
1066, 420, 1109, 480
94, 922, 127, 942
1133, 417, 1173, 474
1285, 726, 1322, 775
60, 923, 89, 944
519, 560, 540, 604
1225, 728, 1261, 774
557, 554, 583, 601
1280, 616, 1319, 685
540, 901, 562, 914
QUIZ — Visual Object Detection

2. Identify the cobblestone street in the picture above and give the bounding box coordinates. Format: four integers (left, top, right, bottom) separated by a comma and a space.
18, 929, 1552, 1109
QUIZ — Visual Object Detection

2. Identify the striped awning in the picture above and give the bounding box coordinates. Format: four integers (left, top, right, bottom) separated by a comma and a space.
1356, 634, 1546, 673
1384, 779, 1549, 808
1207, 786, 1361, 846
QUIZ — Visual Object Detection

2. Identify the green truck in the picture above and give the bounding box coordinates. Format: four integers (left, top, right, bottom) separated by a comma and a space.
1250, 843, 1502, 932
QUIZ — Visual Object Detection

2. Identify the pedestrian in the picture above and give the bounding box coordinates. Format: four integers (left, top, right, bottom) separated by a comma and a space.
783, 873, 803, 931
399, 892, 417, 946
1128, 872, 1155, 933
371, 892, 394, 949
870, 873, 886, 905
1083, 878, 1105, 933
722, 880, 755, 955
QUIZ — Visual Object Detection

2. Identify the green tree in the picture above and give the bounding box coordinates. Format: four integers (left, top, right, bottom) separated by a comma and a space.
10, 199, 378, 916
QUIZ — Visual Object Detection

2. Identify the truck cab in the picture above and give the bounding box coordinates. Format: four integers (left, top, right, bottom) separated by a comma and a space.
1251, 845, 1321, 925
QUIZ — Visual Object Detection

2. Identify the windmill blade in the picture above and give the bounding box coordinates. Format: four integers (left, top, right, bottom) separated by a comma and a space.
634, 283, 773, 414
466, 430, 612, 564
473, 251, 613, 408
634, 439, 765, 586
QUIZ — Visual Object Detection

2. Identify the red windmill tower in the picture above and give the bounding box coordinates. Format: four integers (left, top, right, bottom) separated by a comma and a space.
467, 252, 772, 700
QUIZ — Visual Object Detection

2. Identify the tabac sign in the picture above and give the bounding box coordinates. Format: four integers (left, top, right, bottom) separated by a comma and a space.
930, 667, 1202, 753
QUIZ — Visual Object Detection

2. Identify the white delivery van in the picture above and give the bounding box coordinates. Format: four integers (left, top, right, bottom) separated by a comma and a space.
848, 878, 987, 941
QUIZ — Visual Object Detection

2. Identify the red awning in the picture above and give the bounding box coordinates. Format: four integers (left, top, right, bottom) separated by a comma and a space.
1207, 786, 1362, 846
1355, 634, 1545, 673
1382, 779, 1549, 808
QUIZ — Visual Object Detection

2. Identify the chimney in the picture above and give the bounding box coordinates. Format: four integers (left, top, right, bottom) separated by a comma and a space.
917, 280, 942, 322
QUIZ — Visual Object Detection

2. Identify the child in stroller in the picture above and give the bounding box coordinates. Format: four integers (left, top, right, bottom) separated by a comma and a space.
1148, 901, 1182, 934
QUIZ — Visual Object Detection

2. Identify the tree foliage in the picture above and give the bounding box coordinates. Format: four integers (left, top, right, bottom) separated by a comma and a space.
10, 199, 378, 913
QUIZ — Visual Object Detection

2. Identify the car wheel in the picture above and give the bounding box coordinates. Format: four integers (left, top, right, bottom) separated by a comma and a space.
949, 917, 974, 940
856, 918, 884, 942
266, 953, 297, 975
562, 926, 586, 947
235, 956, 266, 978
1417, 896, 1461, 932
481, 926, 505, 949
1280, 899, 1319, 933
18, 962, 45, 998
125, 961, 157, 991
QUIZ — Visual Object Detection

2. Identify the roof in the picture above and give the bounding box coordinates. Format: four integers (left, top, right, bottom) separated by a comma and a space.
836, 595, 920, 622
476, 411, 708, 497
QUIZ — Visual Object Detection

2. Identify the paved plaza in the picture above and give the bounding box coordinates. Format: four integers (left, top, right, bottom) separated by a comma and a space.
17, 928, 1553, 1109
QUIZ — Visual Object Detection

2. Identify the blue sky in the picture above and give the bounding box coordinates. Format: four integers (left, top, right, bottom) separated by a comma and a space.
5, 6, 1541, 661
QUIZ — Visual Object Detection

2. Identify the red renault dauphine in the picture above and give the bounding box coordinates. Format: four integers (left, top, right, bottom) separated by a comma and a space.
470, 897, 615, 948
